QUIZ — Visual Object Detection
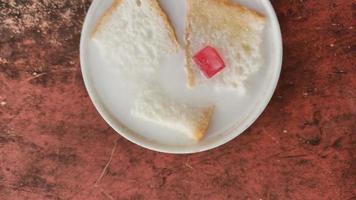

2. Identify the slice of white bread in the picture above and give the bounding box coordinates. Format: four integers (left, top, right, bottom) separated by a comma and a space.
185, 0, 266, 91
92, 0, 179, 74
132, 87, 214, 141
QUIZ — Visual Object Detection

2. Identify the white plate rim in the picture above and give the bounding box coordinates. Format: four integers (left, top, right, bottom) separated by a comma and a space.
80, 0, 283, 154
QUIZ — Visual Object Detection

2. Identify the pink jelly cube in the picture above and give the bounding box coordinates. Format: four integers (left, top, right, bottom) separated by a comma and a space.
193, 46, 225, 78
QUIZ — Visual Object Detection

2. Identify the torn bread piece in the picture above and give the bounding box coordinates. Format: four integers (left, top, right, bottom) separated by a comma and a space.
92, 0, 179, 74
185, 0, 266, 91
132, 87, 214, 141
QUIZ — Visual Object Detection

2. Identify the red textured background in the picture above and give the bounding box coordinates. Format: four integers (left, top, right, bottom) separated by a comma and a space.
0, 0, 355, 199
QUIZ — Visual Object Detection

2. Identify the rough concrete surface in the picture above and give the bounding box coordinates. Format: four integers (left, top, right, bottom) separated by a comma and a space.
0, 0, 355, 199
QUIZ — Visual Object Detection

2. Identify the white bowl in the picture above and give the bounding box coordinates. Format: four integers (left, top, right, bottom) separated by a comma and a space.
80, 0, 283, 154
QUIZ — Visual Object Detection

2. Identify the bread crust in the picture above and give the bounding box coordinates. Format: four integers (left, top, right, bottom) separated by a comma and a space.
184, 0, 265, 88
147, 0, 180, 51
217, 0, 265, 20
184, 0, 196, 87
91, 0, 123, 38
193, 106, 215, 141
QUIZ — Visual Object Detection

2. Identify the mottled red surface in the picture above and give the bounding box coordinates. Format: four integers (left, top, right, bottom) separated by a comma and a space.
0, 0, 355, 199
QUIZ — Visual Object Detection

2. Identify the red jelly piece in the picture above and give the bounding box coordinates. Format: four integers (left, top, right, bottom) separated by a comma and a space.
193, 46, 225, 78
